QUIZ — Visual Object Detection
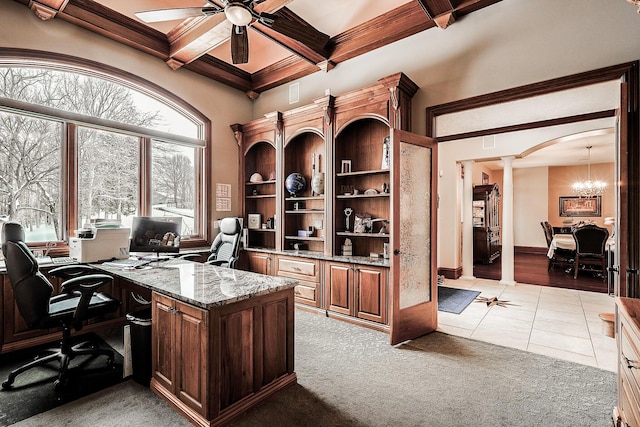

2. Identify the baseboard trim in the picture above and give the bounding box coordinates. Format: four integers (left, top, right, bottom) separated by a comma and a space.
438, 266, 462, 279
515, 246, 547, 255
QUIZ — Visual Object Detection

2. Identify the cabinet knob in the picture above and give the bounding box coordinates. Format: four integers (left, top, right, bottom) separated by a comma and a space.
393, 249, 400, 256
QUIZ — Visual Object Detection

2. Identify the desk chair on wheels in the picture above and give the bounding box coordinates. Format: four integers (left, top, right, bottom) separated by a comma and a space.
180, 217, 242, 268
1, 221, 120, 392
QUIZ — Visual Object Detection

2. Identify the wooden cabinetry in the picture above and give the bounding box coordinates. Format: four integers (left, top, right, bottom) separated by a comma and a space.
334, 118, 390, 258
615, 297, 640, 427
237, 73, 438, 343
276, 255, 321, 307
473, 183, 501, 264
233, 114, 280, 250
326, 262, 387, 324
245, 251, 273, 276
151, 286, 296, 426
152, 292, 208, 417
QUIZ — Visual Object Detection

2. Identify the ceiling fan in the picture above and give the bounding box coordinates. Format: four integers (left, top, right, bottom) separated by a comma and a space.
135, 0, 324, 65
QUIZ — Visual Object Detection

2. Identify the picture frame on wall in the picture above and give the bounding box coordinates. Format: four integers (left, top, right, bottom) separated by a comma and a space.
247, 213, 262, 229
559, 196, 602, 217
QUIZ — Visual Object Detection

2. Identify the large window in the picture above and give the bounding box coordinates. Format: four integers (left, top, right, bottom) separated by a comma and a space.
0, 58, 208, 248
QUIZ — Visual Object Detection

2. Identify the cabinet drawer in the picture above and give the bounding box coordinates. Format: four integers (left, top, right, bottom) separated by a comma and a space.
276, 257, 319, 282
620, 367, 640, 427
294, 280, 317, 304
620, 319, 640, 393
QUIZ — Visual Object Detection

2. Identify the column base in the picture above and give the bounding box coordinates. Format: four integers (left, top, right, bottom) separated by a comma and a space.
499, 279, 516, 286
459, 275, 476, 281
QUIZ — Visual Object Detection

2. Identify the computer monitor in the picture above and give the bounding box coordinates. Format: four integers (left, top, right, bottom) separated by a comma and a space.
129, 216, 182, 254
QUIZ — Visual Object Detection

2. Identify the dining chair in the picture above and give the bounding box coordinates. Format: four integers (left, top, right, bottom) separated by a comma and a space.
541, 221, 574, 272
572, 224, 609, 280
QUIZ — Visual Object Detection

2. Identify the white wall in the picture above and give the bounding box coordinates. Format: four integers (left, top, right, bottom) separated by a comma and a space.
513, 167, 548, 248
0, 1, 254, 228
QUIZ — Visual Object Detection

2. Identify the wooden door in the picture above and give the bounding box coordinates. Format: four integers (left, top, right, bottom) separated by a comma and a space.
247, 251, 272, 275
326, 262, 352, 315
356, 266, 387, 324
152, 293, 176, 393
389, 129, 438, 345
174, 300, 208, 416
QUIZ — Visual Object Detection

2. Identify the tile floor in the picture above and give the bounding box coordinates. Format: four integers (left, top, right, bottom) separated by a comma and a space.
437, 277, 617, 372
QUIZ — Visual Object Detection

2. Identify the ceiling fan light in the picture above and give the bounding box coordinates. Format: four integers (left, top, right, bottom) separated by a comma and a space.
225, 4, 252, 26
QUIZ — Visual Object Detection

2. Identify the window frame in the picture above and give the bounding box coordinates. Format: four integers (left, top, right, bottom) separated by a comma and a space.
0, 49, 211, 251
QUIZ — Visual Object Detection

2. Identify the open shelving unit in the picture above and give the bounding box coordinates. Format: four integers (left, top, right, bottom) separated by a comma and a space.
243, 141, 276, 249
334, 118, 391, 258
283, 131, 326, 253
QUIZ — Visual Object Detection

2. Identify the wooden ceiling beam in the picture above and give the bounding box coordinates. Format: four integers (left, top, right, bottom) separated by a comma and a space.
251, 8, 330, 66
11, 0, 502, 96
26, 0, 68, 20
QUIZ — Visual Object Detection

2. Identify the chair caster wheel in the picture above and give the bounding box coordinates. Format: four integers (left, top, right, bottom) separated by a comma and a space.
53, 379, 67, 392
2, 381, 13, 390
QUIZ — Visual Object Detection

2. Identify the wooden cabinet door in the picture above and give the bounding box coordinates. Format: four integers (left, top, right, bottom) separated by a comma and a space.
356, 266, 387, 324
152, 293, 175, 393
327, 263, 352, 315
247, 252, 272, 276
174, 300, 208, 416
152, 293, 208, 417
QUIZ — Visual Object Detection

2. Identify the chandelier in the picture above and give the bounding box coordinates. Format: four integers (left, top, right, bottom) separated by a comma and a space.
628, 0, 640, 13
572, 145, 606, 198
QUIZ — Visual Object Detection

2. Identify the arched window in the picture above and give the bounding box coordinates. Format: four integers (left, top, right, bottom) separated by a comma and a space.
0, 51, 209, 249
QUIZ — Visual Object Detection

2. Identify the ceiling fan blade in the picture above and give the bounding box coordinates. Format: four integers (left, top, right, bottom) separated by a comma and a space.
134, 7, 223, 23
230, 25, 249, 64
259, 13, 329, 52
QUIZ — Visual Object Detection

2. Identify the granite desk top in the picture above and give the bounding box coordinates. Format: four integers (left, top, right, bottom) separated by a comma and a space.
92, 259, 298, 310
244, 248, 391, 268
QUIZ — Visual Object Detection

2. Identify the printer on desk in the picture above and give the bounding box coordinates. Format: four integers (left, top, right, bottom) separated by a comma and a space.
68, 227, 130, 263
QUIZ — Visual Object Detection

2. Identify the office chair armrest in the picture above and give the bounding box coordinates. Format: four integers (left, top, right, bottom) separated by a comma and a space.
204, 259, 227, 267
60, 273, 113, 294
49, 264, 97, 280
204, 256, 237, 268
60, 274, 113, 330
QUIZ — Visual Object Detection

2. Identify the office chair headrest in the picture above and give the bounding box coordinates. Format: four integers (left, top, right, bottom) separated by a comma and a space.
219, 217, 240, 235
1, 221, 26, 257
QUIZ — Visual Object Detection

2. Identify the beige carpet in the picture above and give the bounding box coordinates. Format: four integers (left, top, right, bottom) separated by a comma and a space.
13, 309, 616, 427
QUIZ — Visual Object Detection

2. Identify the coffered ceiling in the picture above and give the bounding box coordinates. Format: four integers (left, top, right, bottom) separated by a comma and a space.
14, 0, 502, 97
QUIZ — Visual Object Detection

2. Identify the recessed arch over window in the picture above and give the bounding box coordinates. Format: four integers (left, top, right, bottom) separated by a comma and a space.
0, 49, 210, 249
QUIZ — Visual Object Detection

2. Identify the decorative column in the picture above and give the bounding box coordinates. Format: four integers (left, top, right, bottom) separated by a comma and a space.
461, 160, 475, 280
500, 156, 516, 286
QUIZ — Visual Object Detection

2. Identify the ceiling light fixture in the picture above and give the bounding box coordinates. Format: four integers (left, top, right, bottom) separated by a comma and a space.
627, 0, 640, 13
225, 4, 253, 27
572, 145, 606, 198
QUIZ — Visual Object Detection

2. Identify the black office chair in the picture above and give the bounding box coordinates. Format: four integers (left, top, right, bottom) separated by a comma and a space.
540, 221, 574, 272
204, 217, 242, 268
1, 221, 120, 391
572, 224, 609, 280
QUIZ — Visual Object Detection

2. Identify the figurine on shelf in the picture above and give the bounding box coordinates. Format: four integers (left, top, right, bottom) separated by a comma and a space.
381, 136, 390, 170
342, 238, 353, 256
311, 153, 325, 196
344, 207, 353, 231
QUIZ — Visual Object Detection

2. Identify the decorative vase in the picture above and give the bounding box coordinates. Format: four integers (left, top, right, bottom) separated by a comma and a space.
285, 172, 306, 196
381, 136, 390, 170
311, 172, 325, 196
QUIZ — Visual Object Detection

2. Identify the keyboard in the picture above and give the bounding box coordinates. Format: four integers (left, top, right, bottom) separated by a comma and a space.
52, 257, 77, 264
102, 258, 150, 269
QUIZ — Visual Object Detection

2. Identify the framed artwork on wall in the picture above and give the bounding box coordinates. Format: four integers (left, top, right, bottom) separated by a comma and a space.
559, 196, 602, 217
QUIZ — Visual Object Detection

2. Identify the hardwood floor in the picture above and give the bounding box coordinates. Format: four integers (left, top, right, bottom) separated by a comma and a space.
473, 252, 610, 293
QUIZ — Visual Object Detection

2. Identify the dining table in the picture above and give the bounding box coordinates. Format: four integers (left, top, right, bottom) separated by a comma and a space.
547, 233, 615, 258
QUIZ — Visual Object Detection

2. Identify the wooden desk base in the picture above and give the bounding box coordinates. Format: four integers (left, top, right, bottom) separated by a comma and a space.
149, 288, 296, 427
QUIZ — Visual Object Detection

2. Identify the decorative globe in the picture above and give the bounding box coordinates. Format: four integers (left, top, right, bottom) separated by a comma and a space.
285, 173, 306, 196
